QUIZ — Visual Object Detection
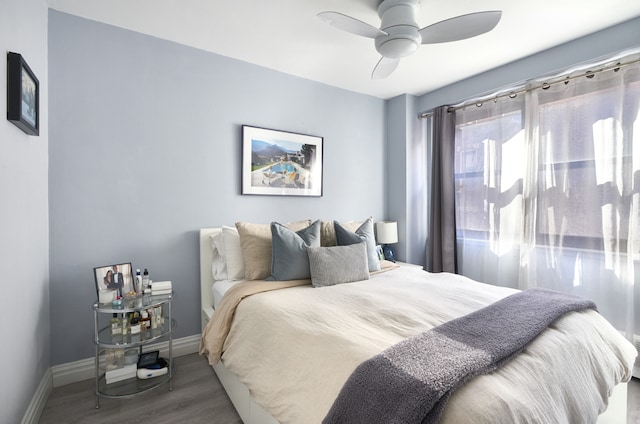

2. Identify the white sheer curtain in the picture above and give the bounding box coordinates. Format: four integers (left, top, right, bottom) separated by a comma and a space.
454, 58, 640, 343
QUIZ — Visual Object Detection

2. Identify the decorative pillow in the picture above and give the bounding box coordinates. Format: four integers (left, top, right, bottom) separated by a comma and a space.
334, 217, 381, 272
270, 220, 321, 281
320, 220, 364, 246
307, 243, 370, 287
236, 220, 311, 280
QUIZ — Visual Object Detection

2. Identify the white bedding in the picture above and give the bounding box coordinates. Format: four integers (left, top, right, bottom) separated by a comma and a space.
212, 279, 243, 309
202, 266, 636, 424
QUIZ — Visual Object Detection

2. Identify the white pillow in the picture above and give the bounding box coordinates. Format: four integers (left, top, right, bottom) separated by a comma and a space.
209, 232, 228, 280
221, 226, 245, 280
209, 226, 245, 281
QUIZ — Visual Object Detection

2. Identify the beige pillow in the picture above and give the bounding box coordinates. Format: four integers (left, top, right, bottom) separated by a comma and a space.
320, 220, 363, 247
236, 220, 311, 280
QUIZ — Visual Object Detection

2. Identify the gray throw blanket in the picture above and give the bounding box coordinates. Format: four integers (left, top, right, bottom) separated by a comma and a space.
323, 288, 596, 424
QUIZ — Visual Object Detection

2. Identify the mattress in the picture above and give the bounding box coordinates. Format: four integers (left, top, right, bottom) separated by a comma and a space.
212, 279, 243, 309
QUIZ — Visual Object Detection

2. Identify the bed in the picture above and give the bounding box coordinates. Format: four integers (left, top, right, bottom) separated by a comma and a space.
198, 224, 636, 424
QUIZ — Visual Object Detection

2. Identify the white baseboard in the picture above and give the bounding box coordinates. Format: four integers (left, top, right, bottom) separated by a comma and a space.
51, 334, 201, 387
21, 368, 52, 424
22, 334, 202, 424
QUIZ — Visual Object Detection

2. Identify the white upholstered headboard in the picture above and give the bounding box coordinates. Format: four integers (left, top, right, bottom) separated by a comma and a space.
200, 227, 221, 331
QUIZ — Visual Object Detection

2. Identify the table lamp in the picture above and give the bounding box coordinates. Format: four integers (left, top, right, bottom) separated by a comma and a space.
376, 221, 398, 262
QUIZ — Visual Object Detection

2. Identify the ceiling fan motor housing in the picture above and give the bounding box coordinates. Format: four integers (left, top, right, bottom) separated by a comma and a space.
375, 0, 421, 58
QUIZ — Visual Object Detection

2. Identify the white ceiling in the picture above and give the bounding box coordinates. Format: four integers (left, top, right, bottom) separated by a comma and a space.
46, 0, 640, 100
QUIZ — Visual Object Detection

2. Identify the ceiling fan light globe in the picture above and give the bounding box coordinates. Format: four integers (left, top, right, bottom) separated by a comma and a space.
376, 37, 418, 58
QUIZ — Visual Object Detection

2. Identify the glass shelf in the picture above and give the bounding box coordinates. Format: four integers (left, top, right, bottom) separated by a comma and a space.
96, 360, 174, 398
93, 292, 173, 313
96, 318, 175, 348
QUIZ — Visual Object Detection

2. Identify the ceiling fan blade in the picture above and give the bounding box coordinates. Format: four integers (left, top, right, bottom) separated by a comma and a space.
372, 57, 400, 80
317, 11, 386, 39
419, 11, 502, 44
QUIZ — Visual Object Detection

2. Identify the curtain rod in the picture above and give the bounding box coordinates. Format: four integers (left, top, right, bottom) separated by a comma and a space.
417, 55, 640, 119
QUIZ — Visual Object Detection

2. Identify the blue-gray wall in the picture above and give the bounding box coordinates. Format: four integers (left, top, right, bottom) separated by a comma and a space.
48, 10, 385, 365
0, 0, 50, 423
383, 94, 426, 266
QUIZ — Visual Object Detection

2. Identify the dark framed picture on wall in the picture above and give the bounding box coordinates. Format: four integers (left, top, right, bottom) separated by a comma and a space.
6, 52, 39, 136
94, 262, 134, 300
242, 125, 323, 196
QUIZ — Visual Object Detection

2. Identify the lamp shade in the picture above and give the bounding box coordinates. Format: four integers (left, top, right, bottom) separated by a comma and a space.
376, 221, 398, 244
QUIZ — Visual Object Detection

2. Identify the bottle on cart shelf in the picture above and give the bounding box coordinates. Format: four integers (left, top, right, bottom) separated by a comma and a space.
142, 268, 150, 291
150, 308, 157, 329
141, 310, 151, 331
135, 269, 142, 294
130, 315, 141, 335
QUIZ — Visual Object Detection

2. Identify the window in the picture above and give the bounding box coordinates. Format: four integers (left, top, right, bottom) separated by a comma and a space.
452, 59, 640, 334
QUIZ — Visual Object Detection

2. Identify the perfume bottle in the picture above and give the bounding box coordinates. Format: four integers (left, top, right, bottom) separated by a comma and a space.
142, 268, 150, 290
135, 269, 142, 294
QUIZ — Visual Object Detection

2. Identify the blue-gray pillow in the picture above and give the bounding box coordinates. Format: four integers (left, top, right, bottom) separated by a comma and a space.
334, 217, 381, 272
270, 220, 321, 280
307, 243, 370, 287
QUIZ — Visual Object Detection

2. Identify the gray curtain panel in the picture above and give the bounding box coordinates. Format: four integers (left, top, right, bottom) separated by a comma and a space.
427, 106, 457, 273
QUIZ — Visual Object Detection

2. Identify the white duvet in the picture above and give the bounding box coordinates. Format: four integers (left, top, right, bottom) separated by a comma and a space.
203, 266, 636, 424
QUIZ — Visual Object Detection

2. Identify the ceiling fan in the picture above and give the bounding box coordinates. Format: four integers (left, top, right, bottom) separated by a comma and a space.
318, 0, 502, 79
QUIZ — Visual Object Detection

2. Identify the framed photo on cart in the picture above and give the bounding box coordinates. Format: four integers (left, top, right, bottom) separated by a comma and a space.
6, 52, 39, 136
94, 262, 134, 298
242, 125, 323, 196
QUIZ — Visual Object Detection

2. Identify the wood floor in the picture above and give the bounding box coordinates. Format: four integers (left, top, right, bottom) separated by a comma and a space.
40, 353, 640, 423
39, 353, 242, 424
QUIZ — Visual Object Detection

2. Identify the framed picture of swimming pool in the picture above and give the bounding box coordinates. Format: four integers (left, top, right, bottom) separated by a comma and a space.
242, 125, 323, 196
